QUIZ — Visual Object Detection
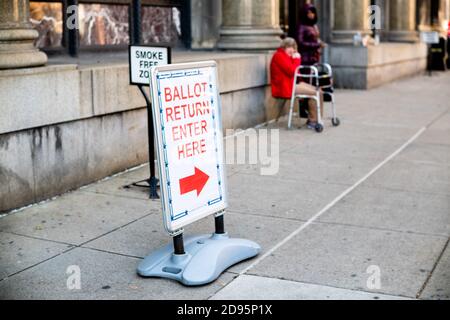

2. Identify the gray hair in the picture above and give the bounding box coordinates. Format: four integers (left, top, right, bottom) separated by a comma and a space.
280, 37, 298, 50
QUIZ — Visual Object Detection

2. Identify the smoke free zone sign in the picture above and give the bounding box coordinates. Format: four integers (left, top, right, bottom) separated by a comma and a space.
129, 45, 170, 85
149, 61, 228, 233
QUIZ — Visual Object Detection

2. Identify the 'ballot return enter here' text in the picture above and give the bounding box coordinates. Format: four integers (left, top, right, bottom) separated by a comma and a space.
163, 82, 212, 160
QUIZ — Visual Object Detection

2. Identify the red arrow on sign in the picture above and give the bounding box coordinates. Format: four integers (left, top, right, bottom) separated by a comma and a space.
179, 167, 210, 196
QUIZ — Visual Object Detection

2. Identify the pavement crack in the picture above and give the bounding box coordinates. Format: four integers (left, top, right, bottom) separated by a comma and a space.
1, 231, 77, 246
78, 189, 161, 202
78, 246, 144, 260
76, 212, 155, 248
425, 108, 450, 129
0, 246, 76, 283
416, 237, 450, 299
226, 209, 308, 223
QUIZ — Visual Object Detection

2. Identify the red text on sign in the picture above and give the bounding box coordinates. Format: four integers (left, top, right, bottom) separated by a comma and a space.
177, 138, 207, 160
166, 101, 210, 123
172, 120, 208, 142
164, 82, 208, 103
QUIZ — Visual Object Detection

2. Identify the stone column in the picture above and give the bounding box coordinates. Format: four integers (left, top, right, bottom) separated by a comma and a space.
437, 0, 450, 33
315, 0, 333, 43
217, 0, 283, 50
388, 0, 418, 42
0, 0, 47, 69
332, 0, 371, 43
372, 0, 389, 41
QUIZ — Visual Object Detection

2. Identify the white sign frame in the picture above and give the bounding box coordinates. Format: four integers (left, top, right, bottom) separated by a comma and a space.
420, 31, 440, 44
149, 61, 228, 234
129, 45, 171, 86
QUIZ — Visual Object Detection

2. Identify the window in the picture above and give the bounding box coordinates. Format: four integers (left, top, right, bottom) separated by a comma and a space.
78, 3, 129, 46
142, 6, 181, 44
30, 2, 63, 48
30, 0, 184, 50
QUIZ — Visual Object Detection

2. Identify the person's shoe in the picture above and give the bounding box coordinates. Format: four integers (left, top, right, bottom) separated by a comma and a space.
307, 121, 317, 130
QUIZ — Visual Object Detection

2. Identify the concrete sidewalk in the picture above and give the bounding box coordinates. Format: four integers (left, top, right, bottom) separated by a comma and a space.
1, 72, 449, 300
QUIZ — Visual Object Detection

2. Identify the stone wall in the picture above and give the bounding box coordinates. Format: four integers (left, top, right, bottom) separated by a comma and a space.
0, 52, 276, 213
329, 43, 428, 89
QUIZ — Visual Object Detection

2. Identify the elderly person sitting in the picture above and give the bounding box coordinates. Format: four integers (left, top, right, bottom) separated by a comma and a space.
270, 37, 323, 129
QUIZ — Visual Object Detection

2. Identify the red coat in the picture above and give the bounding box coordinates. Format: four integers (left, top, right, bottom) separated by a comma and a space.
270, 48, 301, 99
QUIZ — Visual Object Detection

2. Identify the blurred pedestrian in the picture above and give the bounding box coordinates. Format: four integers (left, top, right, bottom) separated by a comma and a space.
297, 3, 326, 66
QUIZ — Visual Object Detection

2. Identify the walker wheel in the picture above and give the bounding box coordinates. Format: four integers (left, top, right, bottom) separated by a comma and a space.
315, 123, 324, 133
332, 117, 341, 127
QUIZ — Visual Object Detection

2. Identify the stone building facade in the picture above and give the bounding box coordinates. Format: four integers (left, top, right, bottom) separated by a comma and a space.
2, 1, 449, 84
204, 0, 449, 88
0, 0, 449, 213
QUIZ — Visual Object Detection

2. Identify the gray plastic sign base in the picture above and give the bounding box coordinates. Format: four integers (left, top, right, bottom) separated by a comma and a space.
137, 233, 261, 286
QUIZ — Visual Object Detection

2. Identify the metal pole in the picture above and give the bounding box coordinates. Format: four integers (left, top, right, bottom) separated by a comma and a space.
63, 0, 79, 57
215, 214, 226, 235
130, 0, 142, 45
173, 234, 185, 255
131, 1, 158, 199
138, 85, 159, 199
180, 0, 192, 48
